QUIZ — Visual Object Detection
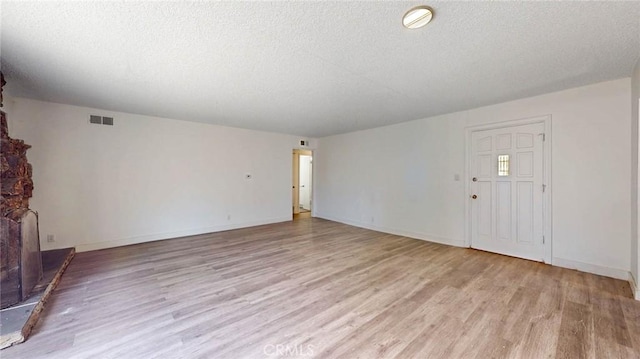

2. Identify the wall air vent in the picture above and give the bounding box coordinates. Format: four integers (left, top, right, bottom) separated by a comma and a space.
89, 115, 102, 124
89, 115, 114, 126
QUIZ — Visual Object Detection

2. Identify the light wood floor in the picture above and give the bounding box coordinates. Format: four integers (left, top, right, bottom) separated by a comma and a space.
293, 212, 311, 220
3, 218, 639, 358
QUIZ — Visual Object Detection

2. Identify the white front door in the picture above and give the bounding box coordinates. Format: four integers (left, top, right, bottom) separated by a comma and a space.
470, 122, 546, 262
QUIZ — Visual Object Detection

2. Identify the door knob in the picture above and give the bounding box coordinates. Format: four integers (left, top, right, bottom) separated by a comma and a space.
471, 195, 477, 199
472, 177, 478, 182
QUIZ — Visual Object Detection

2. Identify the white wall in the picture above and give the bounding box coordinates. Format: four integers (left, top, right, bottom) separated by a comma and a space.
5, 97, 315, 252
632, 56, 640, 298
316, 78, 632, 280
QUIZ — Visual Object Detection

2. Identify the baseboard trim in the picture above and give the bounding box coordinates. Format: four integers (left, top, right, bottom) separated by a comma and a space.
629, 272, 640, 300
75, 216, 292, 252
552, 257, 629, 281
315, 213, 465, 248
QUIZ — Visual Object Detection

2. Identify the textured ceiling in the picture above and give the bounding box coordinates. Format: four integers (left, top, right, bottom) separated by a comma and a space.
1, 1, 639, 137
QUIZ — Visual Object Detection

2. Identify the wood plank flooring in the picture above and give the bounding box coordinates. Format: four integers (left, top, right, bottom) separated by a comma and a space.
2, 218, 639, 358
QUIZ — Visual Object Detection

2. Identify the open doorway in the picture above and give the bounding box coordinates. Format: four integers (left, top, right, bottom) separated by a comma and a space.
292, 149, 313, 219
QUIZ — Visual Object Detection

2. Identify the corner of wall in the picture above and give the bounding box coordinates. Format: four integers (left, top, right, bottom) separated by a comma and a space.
632, 54, 640, 299
630, 271, 640, 300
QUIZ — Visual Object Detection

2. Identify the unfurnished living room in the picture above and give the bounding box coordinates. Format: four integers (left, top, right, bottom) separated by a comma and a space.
1, 1, 640, 358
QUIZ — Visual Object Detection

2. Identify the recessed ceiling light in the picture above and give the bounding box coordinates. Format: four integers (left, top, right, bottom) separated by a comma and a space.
402, 6, 434, 29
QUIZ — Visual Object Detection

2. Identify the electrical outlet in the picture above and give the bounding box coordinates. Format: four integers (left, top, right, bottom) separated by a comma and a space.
47, 234, 55, 243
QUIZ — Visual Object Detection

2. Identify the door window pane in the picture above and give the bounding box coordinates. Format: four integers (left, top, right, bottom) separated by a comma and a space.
498, 155, 510, 176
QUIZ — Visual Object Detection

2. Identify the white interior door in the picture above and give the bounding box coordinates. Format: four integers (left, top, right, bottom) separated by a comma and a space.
299, 155, 312, 210
292, 151, 300, 215
292, 149, 312, 216
470, 122, 546, 262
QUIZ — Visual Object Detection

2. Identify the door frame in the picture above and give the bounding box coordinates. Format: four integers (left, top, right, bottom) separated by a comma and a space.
292, 149, 313, 217
464, 115, 552, 263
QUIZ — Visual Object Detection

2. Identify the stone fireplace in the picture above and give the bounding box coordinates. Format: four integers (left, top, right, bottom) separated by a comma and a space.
0, 72, 43, 309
